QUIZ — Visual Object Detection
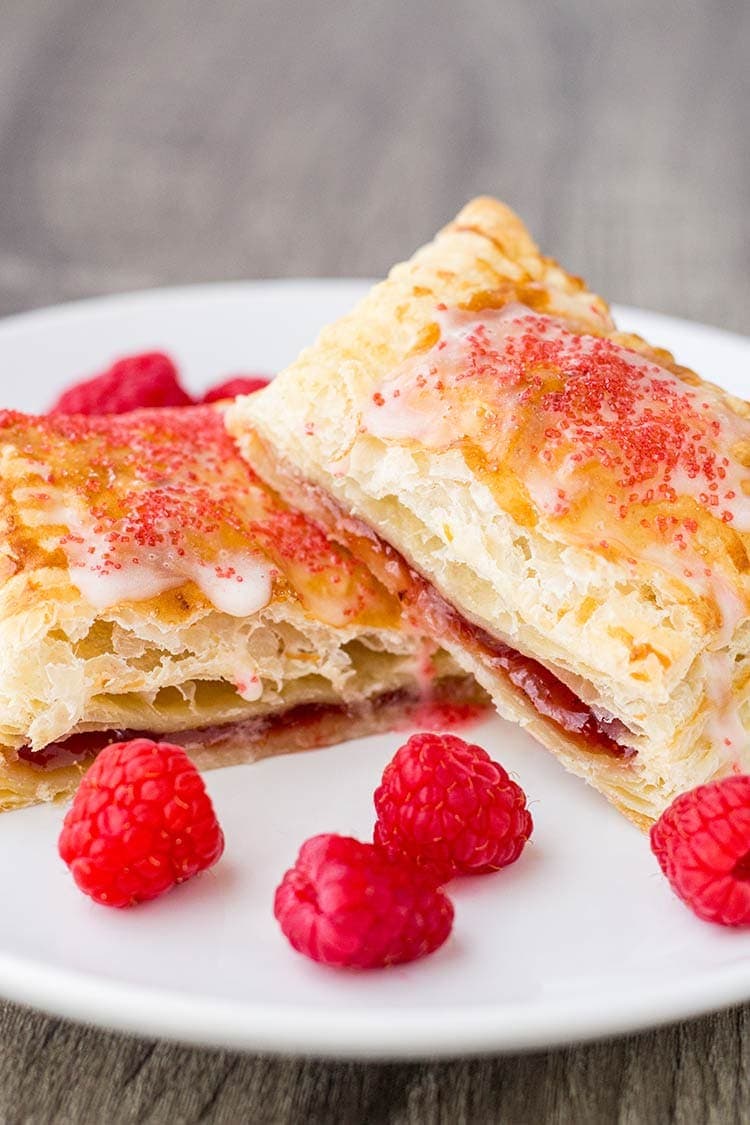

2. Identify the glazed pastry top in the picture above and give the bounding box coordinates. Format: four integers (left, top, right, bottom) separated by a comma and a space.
361, 302, 750, 632
0, 404, 400, 631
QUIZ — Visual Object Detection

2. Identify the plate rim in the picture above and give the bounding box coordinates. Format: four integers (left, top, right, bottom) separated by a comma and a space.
0, 942, 748, 1059
1, 277, 748, 353
0, 280, 748, 1058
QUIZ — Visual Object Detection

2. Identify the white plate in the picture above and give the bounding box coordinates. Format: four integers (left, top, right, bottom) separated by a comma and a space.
0, 281, 749, 1059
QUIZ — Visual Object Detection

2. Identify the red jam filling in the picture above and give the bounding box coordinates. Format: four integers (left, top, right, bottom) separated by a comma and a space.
408, 577, 636, 761
14, 683, 487, 773
467, 624, 634, 759
17, 729, 151, 769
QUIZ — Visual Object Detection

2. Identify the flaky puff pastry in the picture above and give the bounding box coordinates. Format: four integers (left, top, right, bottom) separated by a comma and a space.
0, 404, 479, 810
230, 197, 750, 827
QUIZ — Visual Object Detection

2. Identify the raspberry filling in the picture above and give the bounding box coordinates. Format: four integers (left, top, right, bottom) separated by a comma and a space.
17, 730, 125, 770
416, 586, 635, 760
14, 681, 488, 773
466, 624, 634, 759
15, 708, 361, 772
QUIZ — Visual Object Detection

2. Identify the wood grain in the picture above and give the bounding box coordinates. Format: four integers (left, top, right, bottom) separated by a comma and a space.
0, 0, 748, 1121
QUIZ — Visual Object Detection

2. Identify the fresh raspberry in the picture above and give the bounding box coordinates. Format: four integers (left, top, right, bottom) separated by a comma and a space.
650, 776, 750, 926
50, 352, 193, 414
200, 376, 270, 403
58, 739, 224, 907
274, 834, 454, 968
374, 733, 533, 880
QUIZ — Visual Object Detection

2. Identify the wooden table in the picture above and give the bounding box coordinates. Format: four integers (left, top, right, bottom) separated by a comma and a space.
0, 1, 747, 1120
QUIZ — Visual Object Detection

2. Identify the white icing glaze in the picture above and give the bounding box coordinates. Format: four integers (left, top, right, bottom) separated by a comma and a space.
58, 504, 272, 617
703, 649, 748, 755
68, 552, 183, 610
235, 673, 263, 702
184, 555, 272, 617
523, 467, 573, 520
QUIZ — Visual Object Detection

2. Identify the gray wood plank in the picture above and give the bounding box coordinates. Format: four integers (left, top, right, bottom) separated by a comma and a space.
0, 1001, 748, 1124
0, 0, 748, 1121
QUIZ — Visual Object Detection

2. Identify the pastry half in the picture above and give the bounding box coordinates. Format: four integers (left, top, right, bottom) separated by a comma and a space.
229, 196, 750, 827
0, 403, 481, 809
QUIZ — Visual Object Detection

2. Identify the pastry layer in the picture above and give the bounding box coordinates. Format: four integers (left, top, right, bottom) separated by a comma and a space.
230, 197, 750, 825
2, 671, 484, 810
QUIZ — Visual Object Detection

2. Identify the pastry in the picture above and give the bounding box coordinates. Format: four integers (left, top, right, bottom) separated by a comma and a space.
229, 196, 750, 827
0, 404, 480, 809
